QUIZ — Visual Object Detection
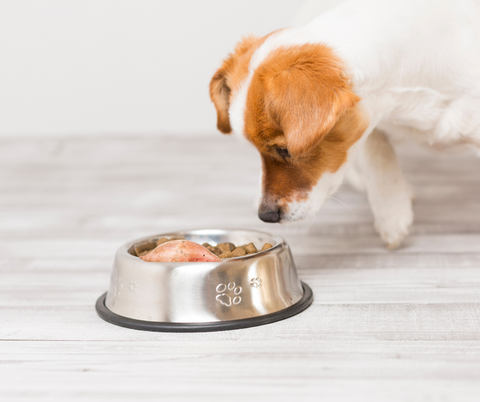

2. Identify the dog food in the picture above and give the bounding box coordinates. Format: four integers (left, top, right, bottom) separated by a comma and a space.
134, 236, 274, 262
199, 241, 273, 259
139, 240, 222, 263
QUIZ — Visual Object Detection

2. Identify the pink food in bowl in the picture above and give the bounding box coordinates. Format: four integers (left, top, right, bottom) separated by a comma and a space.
139, 240, 222, 263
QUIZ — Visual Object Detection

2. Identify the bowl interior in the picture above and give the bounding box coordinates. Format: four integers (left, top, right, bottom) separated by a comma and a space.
126, 229, 282, 259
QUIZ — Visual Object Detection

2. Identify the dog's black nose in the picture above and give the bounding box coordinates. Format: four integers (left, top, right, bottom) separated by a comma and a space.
258, 208, 280, 223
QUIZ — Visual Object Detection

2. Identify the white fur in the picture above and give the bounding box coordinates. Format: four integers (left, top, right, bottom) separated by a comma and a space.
358, 129, 414, 248
228, 0, 480, 248
282, 163, 351, 222
229, 81, 249, 137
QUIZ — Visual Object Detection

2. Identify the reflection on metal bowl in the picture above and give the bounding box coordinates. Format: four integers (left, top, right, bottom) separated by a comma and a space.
96, 229, 313, 332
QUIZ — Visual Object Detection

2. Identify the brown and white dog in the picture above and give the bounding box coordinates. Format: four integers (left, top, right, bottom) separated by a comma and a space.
209, 0, 480, 248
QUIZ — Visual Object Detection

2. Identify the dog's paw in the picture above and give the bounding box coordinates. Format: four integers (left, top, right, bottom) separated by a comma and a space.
373, 194, 413, 249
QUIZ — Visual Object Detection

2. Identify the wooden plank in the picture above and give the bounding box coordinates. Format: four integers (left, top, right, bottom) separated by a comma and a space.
1, 341, 480, 401
1, 135, 480, 401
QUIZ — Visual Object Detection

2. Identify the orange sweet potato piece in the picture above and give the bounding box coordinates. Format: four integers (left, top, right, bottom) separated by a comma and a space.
139, 240, 222, 263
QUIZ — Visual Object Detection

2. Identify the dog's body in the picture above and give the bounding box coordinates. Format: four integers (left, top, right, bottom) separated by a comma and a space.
210, 0, 480, 248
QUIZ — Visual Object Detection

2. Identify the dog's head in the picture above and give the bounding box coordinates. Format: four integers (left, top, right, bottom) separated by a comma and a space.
210, 33, 368, 223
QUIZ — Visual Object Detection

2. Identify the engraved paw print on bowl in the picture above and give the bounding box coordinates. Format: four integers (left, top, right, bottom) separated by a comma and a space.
216, 282, 242, 307
250, 277, 262, 288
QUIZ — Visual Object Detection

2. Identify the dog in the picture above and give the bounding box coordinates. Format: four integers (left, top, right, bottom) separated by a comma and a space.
209, 0, 480, 249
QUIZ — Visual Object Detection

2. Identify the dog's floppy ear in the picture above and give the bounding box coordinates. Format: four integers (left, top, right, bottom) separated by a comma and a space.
210, 36, 260, 135
263, 47, 361, 156
210, 66, 232, 134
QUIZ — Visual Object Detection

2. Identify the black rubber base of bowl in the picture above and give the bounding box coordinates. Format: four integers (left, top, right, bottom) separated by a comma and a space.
95, 283, 313, 333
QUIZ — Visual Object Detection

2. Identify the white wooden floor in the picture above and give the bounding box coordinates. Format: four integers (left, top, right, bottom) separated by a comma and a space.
1, 135, 480, 401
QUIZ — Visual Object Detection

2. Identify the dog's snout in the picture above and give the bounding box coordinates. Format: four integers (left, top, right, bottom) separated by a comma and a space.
258, 207, 280, 223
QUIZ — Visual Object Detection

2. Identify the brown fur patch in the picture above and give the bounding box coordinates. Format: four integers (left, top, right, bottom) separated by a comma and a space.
209, 36, 263, 134
243, 44, 368, 208
209, 32, 285, 134
261, 107, 368, 208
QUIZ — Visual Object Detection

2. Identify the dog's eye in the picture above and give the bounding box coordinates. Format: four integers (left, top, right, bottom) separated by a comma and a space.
275, 147, 290, 159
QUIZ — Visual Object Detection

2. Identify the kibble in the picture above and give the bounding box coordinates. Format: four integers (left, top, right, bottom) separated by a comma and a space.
218, 251, 233, 259
244, 242, 257, 254
261, 243, 273, 251
202, 243, 222, 256
217, 242, 236, 253
134, 241, 157, 257
231, 247, 247, 257
156, 237, 169, 246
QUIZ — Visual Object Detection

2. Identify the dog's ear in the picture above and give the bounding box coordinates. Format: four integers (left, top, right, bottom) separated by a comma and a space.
263, 47, 361, 156
210, 66, 232, 134
210, 36, 260, 135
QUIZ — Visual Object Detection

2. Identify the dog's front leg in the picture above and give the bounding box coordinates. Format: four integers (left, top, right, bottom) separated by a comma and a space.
359, 129, 414, 249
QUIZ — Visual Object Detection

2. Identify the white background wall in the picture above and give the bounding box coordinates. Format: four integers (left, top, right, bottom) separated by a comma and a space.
0, 0, 315, 137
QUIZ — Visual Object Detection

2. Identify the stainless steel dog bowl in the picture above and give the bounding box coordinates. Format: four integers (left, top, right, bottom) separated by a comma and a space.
96, 229, 313, 332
